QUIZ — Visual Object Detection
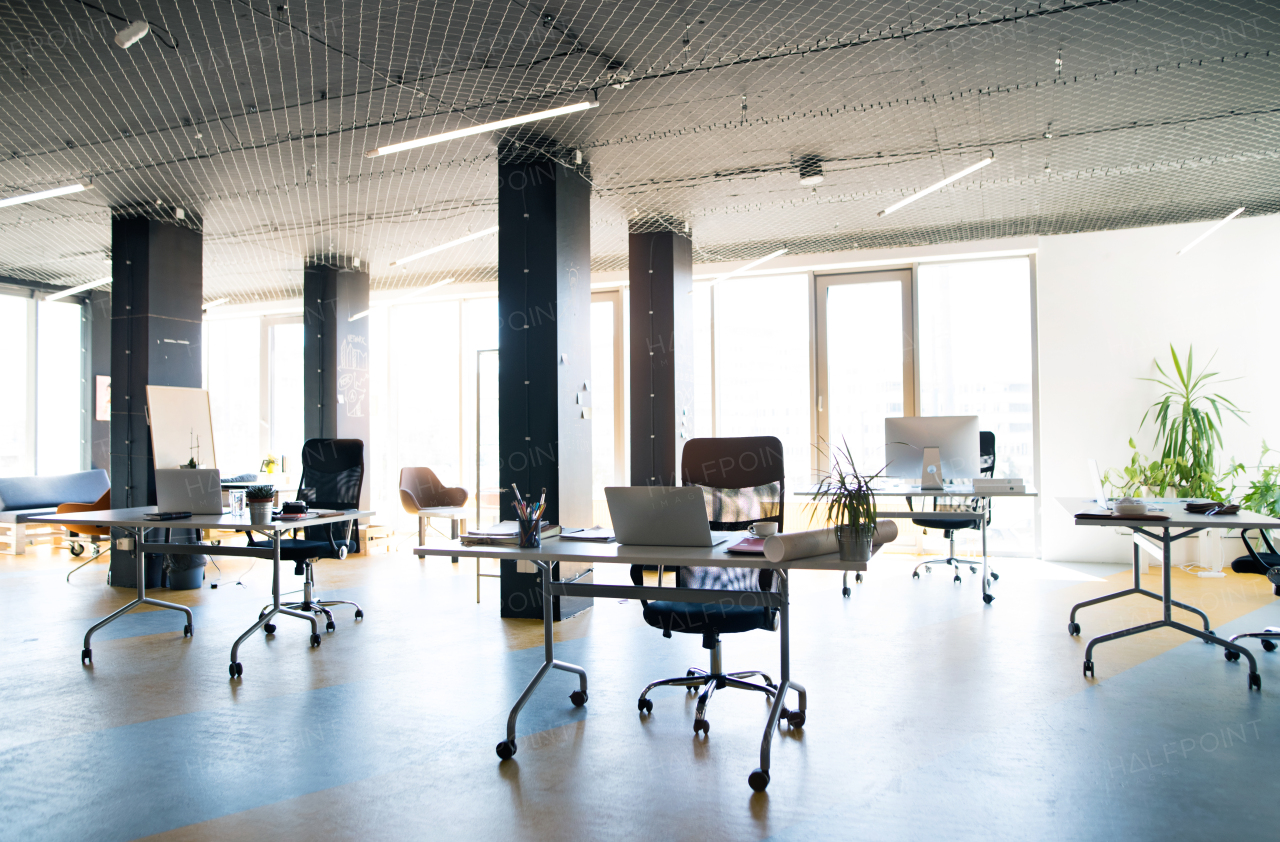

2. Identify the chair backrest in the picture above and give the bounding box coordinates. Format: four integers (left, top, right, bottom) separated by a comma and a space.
399, 467, 468, 513
678, 436, 785, 593
980, 431, 995, 478
298, 439, 364, 509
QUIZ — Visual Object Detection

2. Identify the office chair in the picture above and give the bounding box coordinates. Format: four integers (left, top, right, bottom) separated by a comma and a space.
631, 436, 804, 735
910, 431, 999, 594
57, 489, 110, 581
399, 466, 468, 547
1224, 530, 1280, 655
250, 439, 365, 638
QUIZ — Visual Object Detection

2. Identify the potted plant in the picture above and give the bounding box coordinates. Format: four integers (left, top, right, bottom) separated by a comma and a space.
246, 485, 274, 522
813, 439, 880, 563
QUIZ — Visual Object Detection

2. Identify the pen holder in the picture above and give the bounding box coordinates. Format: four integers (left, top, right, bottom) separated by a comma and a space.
517, 518, 542, 549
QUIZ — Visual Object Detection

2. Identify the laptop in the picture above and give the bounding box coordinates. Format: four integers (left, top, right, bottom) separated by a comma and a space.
604, 486, 727, 547
155, 468, 225, 515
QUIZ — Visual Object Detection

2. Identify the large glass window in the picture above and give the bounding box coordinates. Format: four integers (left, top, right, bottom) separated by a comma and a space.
268, 321, 305, 472
35, 300, 83, 475
0, 295, 31, 475
204, 317, 261, 475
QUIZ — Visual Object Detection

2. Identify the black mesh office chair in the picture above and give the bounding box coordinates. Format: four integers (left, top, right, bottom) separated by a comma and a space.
910, 431, 999, 593
250, 439, 365, 636
631, 436, 804, 735
1225, 530, 1280, 655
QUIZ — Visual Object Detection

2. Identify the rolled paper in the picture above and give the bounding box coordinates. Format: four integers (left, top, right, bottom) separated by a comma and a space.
762, 520, 899, 563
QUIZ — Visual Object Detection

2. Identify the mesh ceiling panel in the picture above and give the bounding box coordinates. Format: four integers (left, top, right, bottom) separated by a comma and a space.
0, 0, 1277, 301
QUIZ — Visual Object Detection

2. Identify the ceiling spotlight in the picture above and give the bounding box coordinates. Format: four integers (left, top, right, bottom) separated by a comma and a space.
390, 225, 499, 268
878, 157, 993, 217
798, 155, 824, 186
0, 182, 91, 210
365, 102, 598, 158
1177, 207, 1244, 256
46, 276, 111, 302
114, 20, 150, 49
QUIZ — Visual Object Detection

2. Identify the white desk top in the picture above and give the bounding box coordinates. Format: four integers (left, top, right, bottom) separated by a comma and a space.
30, 506, 373, 532
799, 483, 1037, 498
414, 535, 863, 571
1057, 497, 1280, 531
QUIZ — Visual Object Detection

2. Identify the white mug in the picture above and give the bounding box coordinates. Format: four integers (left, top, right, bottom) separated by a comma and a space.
748, 521, 779, 539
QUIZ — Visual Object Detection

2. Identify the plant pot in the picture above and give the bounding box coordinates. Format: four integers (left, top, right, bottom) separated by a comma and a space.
836, 524, 875, 564
248, 500, 273, 523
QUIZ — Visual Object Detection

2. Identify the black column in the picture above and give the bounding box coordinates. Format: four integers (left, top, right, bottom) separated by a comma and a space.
88, 289, 111, 472
629, 229, 695, 487
302, 260, 371, 508
108, 215, 203, 587
497, 149, 592, 619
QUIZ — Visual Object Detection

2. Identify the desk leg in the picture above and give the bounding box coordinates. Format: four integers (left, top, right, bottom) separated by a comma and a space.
1081, 528, 1260, 690
451, 517, 460, 564
81, 527, 193, 665
496, 559, 588, 761
981, 510, 992, 604
229, 533, 319, 679
1069, 537, 1212, 633
418, 516, 425, 547
752, 571, 805, 792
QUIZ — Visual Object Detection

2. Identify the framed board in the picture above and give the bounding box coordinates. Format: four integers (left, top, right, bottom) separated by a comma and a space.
146, 385, 217, 470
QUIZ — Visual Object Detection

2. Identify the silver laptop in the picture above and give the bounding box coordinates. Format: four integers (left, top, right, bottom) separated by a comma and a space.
605, 486, 726, 547
155, 468, 224, 515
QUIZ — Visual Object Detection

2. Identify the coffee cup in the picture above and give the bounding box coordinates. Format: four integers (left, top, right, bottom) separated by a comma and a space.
748, 521, 779, 538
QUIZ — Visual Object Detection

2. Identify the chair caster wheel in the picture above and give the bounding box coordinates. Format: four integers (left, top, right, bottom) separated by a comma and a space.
693, 718, 710, 735
229, 662, 243, 678
748, 769, 770, 792
310, 633, 321, 647
686, 669, 697, 677
638, 698, 653, 714
912, 571, 920, 580
1083, 660, 1094, 678
1068, 622, 1081, 636
991, 571, 999, 580
354, 609, 364, 620
1225, 649, 1241, 662
983, 593, 994, 604
969, 565, 977, 573
496, 740, 516, 760
855, 572, 862, 583
337, 546, 348, 560
325, 620, 335, 632
264, 623, 276, 634
786, 711, 805, 728
842, 587, 851, 597
1262, 639, 1277, 652
570, 690, 588, 706
1249, 672, 1262, 690
70, 543, 84, 556
183, 624, 192, 637
953, 575, 962, 584
925, 566, 932, 573
81, 648, 91, 665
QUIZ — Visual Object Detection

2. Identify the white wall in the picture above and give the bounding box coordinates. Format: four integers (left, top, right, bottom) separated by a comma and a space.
1036, 213, 1280, 562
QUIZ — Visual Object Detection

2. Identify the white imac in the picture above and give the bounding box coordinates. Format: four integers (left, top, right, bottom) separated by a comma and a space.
885, 416, 981, 488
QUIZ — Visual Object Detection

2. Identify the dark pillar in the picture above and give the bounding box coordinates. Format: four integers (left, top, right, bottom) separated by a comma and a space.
497, 148, 593, 619
109, 215, 203, 587
629, 229, 695, 487
88, 289, 111, 472
303, 259, 371, 509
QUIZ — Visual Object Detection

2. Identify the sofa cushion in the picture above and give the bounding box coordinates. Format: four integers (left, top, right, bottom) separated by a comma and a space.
0, 470, 110, 512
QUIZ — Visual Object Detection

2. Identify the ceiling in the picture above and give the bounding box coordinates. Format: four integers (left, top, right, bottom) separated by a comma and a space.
1, 0, 1277, 302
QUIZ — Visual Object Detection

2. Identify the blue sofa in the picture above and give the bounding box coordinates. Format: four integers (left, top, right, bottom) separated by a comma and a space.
0, 470, 111, 554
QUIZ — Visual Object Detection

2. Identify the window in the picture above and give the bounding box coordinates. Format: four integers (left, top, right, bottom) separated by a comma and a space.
590, 292, 624, 525
35, 300, 82, 475
0, 294, 31, 475
268, 321, 305, 472
203, 317, 261, 474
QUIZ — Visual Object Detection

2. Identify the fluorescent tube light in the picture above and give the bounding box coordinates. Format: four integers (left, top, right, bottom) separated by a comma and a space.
46, 276, 110, 301
366, 102, 599, 158
114, 20, 150, 49
390, 226, 499, 268
1177, 207, 1244, 256
349, 278, 456, 321
709, 248, 788, 287
0, 183, 91, 210
878, 157, 993, 217
202, 298, 229, 310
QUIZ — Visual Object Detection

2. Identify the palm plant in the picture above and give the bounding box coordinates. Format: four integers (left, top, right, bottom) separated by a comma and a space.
812, 438, 880, 532
1137, 345, 1244, 500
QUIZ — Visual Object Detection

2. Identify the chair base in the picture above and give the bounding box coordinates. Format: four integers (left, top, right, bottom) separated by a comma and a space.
637, 642, 801, 733
913, 556, 990, 582
260, 560, 363, 634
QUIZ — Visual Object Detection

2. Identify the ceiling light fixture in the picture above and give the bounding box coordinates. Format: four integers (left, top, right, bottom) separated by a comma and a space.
0, 182, 91, 210
708, 248, 788, 287
878, 157, 993, 217
389, 225, 499, 268
348, 278, 457, 321
114, 20, 150, 49
202, 298, 229, 310
46, 276, 110, 301
1177, 207, 1244, 256
365, 102, 599, 158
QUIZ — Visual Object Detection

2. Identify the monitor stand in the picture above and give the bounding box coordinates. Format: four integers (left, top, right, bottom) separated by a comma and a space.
921, 446, 944, 490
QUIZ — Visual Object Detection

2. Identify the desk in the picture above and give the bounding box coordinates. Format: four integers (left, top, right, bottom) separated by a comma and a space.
1060, 497, 1280, 691
414, 537, 862, 792
31, 507, 372, 676
801, 483, 1038, 604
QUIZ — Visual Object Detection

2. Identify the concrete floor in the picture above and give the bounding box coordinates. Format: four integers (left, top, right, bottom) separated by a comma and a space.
1, 542, 1278, 841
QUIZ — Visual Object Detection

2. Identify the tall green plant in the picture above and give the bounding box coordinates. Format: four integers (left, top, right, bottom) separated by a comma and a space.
1137, 345, 1244, 499
812, 438, 880, 530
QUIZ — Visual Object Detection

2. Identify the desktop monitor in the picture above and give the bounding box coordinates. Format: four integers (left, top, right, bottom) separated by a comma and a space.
884, 416, 981, 484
